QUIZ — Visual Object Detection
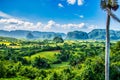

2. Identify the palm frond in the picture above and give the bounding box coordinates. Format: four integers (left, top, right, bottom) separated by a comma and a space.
106, 8, 120, 23
111, 0, 118, 6
101, 0, 107, 10
111, 0, 119, 11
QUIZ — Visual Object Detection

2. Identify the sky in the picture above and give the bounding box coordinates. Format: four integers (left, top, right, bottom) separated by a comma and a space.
0, 0, 120, 33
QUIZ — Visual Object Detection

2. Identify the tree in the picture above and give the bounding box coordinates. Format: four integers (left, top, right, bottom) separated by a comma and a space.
53, 36, 64, 43
101, 0, 119, 80
0, 61, 6, 78
31, 57, 50, 69
75, 57, 105, 80
111, 41, 120, 62
57, 49, 70, 61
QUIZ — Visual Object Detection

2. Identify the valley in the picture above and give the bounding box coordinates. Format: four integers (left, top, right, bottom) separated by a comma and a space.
0, 37, 120, 80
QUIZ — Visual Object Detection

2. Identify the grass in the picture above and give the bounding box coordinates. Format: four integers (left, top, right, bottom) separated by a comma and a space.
51, 62, 69, 68
0, 77, 30, 80
0, 42, 11, 46
25, 50, 60, 61
8, 46, 20, 48
24, 50, 70, 69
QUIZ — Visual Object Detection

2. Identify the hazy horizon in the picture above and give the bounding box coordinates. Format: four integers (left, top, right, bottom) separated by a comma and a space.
0, 28, 120, 34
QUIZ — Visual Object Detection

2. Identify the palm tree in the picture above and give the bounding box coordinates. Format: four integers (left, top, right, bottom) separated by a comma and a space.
100, 0, 119, 80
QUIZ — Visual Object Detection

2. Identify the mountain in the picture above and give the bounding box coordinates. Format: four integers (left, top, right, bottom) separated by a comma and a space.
0, 29, 120, 40
0, 30, 29, 38
115, 31, 120, 39
66, 31, 88, 40
88, 29, 118, 40
31, 31, 66, 39
0, 30, 66, 39
26, 32, 34, 39
66, 29, 120, 40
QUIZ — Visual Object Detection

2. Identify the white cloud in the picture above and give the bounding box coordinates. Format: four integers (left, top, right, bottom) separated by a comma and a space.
0, 18, 44, 31
43, 21, 88, 33
80, 15, 84, 18
0, 11, 12, 18
0, 18, 94, 33
58, 3, 64, 8
67, 0, 84, 6
67, 0, 76, 5
0, 12, 96, 33
74, 14, 84, 18
89, 25, 97, 29
61, 23, 85, 29
36, 22, 42, 27
44, 20, 55, 30
78, 0, 84, 6
0, 18, 23, 25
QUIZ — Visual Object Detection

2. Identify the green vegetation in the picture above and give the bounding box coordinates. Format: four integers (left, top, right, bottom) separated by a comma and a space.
25, 50, 60, 62
53, 36, 64, 43
0, 37, 120, 80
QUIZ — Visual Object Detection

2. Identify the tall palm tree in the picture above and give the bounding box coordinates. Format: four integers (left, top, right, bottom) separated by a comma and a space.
100, 0, 119, 80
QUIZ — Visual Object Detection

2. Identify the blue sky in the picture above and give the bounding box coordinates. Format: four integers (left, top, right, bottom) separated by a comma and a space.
0, 0, 120, 33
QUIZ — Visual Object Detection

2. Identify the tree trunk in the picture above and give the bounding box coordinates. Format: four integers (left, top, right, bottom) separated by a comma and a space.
105, 8, 111, 80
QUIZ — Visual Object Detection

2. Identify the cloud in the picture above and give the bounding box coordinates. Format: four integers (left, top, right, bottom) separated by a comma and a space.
0, 11, 96, 33
67, 0, 76, 5
66, 0, 84, 6
44, 20, 55, 30
78, 0, 84, 6
0, 17, 94, 33
0, 18, 43, 31
0, 18, 23, 25
88, 25, 97, 30
0, 11, 12, 18
36, 22, 42, 27
61, 23, 85, 29
43, 21, 88, 33
80, 15, 84, 18
74, 14, 84, 18
58, 3, 64, 8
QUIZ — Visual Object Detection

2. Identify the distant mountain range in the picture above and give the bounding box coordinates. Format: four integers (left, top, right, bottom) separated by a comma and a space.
66, 31, 88, 40
67, 29, 120, 40
0, 29, 120, 40
88, 29, 120, 40
0, 30, 66, 39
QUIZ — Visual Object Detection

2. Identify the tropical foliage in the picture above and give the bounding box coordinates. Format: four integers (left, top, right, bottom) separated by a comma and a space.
0, 37, 120, 80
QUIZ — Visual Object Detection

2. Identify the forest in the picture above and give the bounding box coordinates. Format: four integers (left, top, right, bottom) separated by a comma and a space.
0, 36, 120, 80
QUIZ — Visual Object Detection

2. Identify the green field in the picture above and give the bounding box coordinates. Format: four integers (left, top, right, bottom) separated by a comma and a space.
51, 62, 69, 68
25, 50, 60, 61
0, 42, 11, 45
